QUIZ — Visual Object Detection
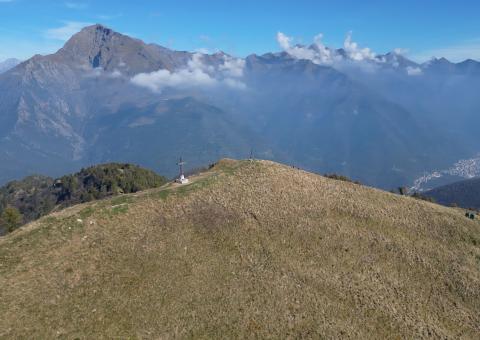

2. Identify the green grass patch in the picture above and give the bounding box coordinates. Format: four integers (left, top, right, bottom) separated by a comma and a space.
110, 195, 135, 206
155, 190, 171, 200
57, 216, 87, 236
78, 207, 95, 219
175, 176, 217, 196
7, 218, 58, 247
42, 216, 58, 224
112, 205, 129, 215
213, 159, 252, 176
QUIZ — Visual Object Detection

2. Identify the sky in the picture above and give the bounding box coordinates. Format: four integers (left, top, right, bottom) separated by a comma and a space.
0, 0, 480, 62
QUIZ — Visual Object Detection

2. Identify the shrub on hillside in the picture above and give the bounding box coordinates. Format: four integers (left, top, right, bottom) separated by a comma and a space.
324, 173, 361, 185
411, 192, 436, 203
0, 206, 23, 234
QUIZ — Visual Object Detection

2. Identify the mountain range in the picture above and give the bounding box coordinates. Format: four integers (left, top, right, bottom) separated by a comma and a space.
0, 24, 479, 189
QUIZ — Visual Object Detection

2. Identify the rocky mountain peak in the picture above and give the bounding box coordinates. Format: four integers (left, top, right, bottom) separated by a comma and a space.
70, 24, 117, 43
84, 23, 113, 35
52, 24, 187, 73
57, 24, 127, 67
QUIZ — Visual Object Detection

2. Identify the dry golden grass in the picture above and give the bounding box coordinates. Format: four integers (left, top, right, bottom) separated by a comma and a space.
1, 159, 479, 339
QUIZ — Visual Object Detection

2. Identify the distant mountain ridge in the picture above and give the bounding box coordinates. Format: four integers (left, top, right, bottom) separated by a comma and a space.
0, 24, 479, 189
0, 58, 21, 73
424, 177, 480, 209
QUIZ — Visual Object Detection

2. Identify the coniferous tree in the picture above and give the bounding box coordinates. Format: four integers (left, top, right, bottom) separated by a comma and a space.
0, 207, 22, 233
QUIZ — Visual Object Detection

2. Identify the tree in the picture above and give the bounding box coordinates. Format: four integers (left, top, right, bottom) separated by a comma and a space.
0, 206, 23, 233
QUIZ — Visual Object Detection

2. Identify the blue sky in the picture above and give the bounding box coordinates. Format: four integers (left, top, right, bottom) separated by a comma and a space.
1, 0, 480, 62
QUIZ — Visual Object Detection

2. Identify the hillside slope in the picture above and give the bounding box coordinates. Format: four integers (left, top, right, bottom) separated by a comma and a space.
0, 163, 166, 234
425, 177, 480, 209
0, 159, 479, 338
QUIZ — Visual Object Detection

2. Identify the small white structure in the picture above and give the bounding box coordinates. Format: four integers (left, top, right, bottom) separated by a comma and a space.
176, 157, 189, 184
177, 174, 189, 184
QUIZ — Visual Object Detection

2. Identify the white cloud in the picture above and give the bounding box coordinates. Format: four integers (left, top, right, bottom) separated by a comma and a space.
390, 55, 400, 68
385, 49, 408, 68
277, 32, 315, 61
82, 66, 124, 79
343, 31, 376, 61
109, 69, 122, 78
393, 48, 409, 55
131, 53, 246, 93
312, 34, 336, 64
131, 68, 215, 92
195, 47, 212, 54
85, 67, 104, 78
406, 66, 423, 76
276, 32, 336, 65
219, 56, 245, 78
276, 32, 291, 51
276, 31, 380, 66
45, 21, 92, 41
65, 2, 87, 9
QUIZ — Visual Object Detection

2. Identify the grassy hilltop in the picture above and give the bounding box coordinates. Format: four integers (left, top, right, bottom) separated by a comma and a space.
0, 159, 479, 338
